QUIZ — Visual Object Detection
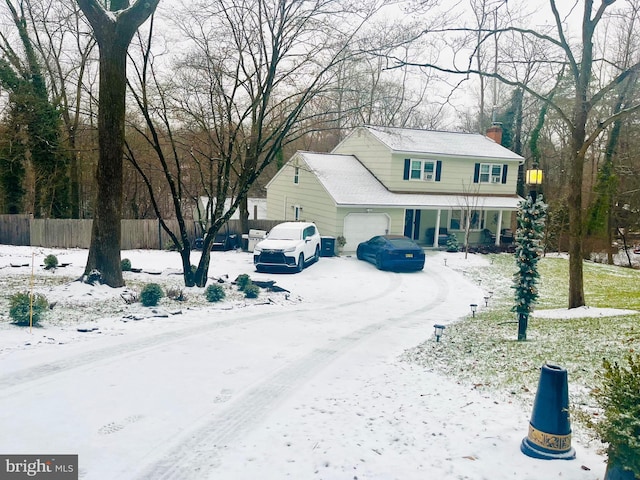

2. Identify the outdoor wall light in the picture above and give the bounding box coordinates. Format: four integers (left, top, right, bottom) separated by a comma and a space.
434, 324, 446, 342
470, 304, 478, 317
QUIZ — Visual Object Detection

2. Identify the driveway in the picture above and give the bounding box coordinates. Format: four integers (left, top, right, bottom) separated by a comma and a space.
0, 249, 605, 479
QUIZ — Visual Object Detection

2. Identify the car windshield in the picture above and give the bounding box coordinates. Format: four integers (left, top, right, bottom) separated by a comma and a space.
267, 227, 302, 240
388, 238, 417, 249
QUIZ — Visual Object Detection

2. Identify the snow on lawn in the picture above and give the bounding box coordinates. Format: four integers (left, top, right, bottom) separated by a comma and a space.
0, 246, 608, 479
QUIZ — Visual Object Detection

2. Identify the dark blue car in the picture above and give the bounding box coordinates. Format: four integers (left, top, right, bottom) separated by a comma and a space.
356, 235, 425, 271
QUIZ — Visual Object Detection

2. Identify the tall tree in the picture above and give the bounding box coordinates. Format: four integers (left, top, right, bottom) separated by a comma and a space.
0, 0, 70, 217
76, 0, 159, 287
394, 0, 640, 308
25, 0, 98, 218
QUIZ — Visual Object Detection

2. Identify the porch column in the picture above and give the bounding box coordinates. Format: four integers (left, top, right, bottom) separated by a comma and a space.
434, 209, 442, 248
496, 210, 503, 246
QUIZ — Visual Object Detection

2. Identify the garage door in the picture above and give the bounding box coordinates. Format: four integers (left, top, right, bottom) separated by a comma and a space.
343, 213, 390, 252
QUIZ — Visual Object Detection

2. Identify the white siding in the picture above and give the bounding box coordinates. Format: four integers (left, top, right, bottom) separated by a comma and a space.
266, 156, 338, 238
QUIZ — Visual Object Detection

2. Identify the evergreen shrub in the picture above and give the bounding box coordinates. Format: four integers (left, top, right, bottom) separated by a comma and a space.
592, 353, 640, 478
244, 283, 260, 299
140, 283, 164, 307
44, 254, 58, 270
205, 284, 226, 302
9, 292, 48, 326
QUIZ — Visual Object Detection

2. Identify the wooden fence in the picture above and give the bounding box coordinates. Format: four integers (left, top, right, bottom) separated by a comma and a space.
0, 215, 281, 250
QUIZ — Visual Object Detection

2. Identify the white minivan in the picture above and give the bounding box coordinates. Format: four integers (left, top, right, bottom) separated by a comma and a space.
253, 222, 321, 272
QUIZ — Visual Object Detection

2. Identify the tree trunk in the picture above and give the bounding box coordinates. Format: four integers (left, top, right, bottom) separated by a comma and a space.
84, 39, 128, 287
567, 115, 587, 308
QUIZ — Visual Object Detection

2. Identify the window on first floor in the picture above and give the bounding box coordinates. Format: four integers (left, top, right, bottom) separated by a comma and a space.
450, 209, 485, 231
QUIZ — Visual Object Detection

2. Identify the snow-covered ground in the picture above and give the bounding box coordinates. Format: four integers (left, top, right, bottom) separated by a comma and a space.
0, 246, 611, 479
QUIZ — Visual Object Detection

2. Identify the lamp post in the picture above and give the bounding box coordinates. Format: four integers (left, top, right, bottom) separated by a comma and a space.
514, 165, 547, 341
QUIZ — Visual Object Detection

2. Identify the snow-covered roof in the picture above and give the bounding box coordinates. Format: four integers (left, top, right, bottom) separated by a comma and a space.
358, 125, 523, 161
299, 152, 523, 210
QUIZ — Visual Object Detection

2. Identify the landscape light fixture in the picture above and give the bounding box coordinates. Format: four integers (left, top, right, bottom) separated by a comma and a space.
470, 304, 478, 317
433, 324, 446, 342
484, 296, 490, 307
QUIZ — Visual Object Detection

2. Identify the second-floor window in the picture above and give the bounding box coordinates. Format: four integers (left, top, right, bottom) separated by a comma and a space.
294, 167, 300, 184
474, 163, 508, 184
404, 159, 441, 182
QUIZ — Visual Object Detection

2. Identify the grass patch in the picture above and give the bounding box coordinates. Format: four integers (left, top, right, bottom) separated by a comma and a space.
405, 253, 640, 436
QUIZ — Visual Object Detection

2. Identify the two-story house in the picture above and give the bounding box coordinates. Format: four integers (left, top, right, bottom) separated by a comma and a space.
265, 125, 524, 252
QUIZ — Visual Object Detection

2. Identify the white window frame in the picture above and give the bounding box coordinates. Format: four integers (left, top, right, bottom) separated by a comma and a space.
293, 167, 300, 184
409, 159, 437, 182
450, 209, 486, 231
479, 163, 503, 183
293, 205, 302, 221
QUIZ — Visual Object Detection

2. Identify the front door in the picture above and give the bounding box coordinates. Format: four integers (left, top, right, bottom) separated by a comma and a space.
404, 209, 421, 240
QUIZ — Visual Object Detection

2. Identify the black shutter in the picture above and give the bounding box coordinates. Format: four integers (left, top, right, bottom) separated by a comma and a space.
502, 164, 508, 184
473, 163, 480, 183
403, 159, 410, 180
435, 161, 442, 182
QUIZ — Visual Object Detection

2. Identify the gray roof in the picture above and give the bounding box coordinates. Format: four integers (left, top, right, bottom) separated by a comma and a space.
299, 152, 523, 210
359, 125, 523, 161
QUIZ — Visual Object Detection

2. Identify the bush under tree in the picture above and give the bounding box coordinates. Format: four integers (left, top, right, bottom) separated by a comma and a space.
121, 258, 132, 271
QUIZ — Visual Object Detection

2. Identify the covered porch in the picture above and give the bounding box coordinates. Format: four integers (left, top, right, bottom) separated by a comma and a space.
401, 194, 523, 249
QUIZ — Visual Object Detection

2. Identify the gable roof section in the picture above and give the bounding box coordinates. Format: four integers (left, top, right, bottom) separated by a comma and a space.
299, 151, 523, 210
350, 125, 523, 161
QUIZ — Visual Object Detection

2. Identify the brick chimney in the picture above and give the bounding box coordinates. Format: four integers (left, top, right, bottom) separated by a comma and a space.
486, 124, 502, 144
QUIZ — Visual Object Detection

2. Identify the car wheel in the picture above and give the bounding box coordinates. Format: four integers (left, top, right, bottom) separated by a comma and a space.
296, 253, 304, 272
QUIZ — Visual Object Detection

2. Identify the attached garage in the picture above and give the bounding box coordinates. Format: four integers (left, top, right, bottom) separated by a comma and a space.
342, 213, 390, 252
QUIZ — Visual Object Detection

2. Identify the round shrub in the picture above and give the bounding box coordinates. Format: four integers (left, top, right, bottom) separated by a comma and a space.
140, 283, 164, 307
121, 258, 132, 271
236, 274, 251, 291
205, 284, 226, 302
244, 283, 260, 299
9, 292, 48, 326
44, 254, 58, 270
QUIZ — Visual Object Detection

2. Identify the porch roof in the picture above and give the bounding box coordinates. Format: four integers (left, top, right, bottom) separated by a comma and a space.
300, 152, 524, 211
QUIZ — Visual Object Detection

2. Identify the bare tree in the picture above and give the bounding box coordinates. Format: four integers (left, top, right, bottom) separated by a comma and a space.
25, 0, 97, 218
76, 0, 159, 287
125, 0, 392, 287
393, 0, 640, 308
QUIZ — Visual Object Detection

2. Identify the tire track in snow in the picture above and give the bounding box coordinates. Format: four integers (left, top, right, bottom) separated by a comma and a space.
0, 271, 402, 395
136, 266, 453, 480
